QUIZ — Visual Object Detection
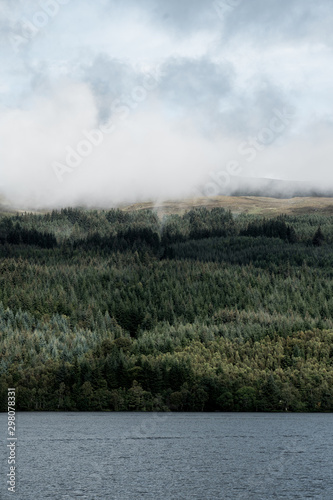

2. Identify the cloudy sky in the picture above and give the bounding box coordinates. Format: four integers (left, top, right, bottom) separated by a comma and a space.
0, 0, 332, 207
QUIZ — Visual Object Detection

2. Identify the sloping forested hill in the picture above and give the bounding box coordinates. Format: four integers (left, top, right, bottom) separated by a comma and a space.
0, 206, 333, 411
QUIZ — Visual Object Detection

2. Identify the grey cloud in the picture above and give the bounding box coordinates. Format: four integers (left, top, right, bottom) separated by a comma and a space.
155, 57, 293, 137
81, 54, 236, 134
159, 57, 233, 105
156, 56, 234, 133
220, 0, 333, 46
142, 0, 217, 33
220, 82, 295, 137
98, 0, 333, 46
80, 54, 235, 131
82, 55, 140, 121
102, 0, 218, 34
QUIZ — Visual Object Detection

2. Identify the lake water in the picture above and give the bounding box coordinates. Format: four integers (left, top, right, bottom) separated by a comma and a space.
1, 412, 332, 499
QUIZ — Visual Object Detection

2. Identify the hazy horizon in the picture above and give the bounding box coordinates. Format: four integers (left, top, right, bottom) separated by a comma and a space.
1, 0, 333, 208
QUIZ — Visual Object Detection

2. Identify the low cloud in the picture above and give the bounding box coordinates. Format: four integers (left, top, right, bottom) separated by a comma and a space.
0, 82, 224, 208
1, 1, 333, 208
1, 81, 332, 209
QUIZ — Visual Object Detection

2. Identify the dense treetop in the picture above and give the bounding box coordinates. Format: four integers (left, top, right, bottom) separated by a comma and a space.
0, 207, 332, 411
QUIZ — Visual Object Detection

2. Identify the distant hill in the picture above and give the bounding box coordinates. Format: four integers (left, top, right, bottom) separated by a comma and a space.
1, 175, 333, 216
2, 195, 333, 217
122, 195, 333, 217
210, 176, 333, 199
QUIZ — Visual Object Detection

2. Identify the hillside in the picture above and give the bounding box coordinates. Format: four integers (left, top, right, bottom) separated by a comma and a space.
3, 194, 333, 217
122, 196, 333, 217
1, 206, 333, 411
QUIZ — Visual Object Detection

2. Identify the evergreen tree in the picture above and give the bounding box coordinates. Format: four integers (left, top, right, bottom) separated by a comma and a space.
312, 226, 325, 246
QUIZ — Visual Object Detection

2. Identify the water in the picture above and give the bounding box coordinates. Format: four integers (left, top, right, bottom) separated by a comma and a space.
1, 412, 332, 499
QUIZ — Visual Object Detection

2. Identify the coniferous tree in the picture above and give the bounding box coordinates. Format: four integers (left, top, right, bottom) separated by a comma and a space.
312, 226, 325, 246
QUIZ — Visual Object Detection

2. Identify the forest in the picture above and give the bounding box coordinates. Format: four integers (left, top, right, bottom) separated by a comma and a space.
0, 206, 333, 411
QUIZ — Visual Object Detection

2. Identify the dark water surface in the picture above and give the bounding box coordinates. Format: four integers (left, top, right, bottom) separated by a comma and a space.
1, 412, 332, 499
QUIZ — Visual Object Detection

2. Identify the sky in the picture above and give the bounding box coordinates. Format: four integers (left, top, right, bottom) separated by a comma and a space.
0, 0, 333, 207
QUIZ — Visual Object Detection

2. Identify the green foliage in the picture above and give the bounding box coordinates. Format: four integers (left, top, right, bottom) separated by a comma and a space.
1, 208, 333, 411
312, 226, 325, 247
240, 216, 297, 243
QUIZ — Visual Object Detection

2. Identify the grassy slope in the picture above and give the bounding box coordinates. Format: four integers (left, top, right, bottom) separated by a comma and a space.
122, 196, 333, 217
2, 195, 333, 217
